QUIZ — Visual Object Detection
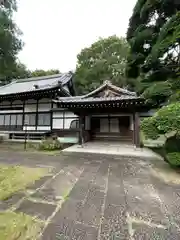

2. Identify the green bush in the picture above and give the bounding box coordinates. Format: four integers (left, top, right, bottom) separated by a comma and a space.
141, 103, 180, 140
38, 139, 62, 151
167, 152, 180, 167
165, 135, 180, 153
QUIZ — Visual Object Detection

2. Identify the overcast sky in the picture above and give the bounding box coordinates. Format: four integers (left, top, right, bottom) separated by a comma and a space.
14, 0, 136, 72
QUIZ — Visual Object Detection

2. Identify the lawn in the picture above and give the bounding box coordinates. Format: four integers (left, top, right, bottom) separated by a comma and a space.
0, 211, 42, 240
0, 164, 47, 200
0, 164, 47, 240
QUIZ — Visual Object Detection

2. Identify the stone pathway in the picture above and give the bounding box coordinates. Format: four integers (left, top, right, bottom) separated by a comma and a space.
0, 151, 180, 239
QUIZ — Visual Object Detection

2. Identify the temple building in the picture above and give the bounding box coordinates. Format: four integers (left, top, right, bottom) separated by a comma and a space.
0, 74, 150, 147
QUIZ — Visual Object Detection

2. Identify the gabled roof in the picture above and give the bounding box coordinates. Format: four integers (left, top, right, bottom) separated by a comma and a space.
53, 81, 147, 110
54, 80, 138, 103
82, 80, 136, 98
0, 72, 72, 96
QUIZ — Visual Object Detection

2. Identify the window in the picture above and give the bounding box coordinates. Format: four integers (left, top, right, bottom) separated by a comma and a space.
10, 114, 16, 125
4, 115, 10, 125
25, 114, 36, 126
110, 118, 119, 132
0, 115, 4, 125
16, 114, 23, 126
38, 113, 51, 126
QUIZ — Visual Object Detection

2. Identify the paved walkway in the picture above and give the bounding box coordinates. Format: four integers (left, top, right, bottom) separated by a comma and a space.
63, 141, 161, 159
0, 151, 180, 239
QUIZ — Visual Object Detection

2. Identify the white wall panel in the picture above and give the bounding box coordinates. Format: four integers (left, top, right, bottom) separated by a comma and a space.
24, 103, 37, 112
64, 118, 74, 129
12, 100, 23, 105
23, 126, 36, 131
53, 118, 63, 129
38, 103, 51, 112
53, 112, 63, 118
39, 98, 51, 103
37, 126, 51, 131
64, 112, 77, 118
0, 110, 23, 113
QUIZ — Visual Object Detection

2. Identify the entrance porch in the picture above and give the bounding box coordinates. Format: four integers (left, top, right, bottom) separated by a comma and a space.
62, 140, 160, 159
54, 81, 151, 147
81, 112, 140, 146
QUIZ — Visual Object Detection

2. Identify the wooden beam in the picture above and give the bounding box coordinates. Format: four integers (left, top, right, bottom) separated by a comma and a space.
134, 112, 140, 147
79, 115, 83, 145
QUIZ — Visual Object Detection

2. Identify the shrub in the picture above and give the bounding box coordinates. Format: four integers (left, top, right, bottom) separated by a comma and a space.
167, 152, 180, 167
38, 139, 62, 151
165, 135, 180, 153
141, 103, 180, 140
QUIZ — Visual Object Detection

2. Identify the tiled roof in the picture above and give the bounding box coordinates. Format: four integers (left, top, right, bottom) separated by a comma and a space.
0, 72, 72, 96
82, 80, 137, 98
54, 95, 141, 103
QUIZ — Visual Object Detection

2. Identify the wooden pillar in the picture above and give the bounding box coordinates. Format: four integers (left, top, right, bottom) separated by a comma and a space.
133, 112, 140, 147
79, 115, 83, 145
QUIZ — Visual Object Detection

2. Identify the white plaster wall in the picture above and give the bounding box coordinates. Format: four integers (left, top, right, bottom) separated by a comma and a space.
0, 110, 23, 113
38, 98, 51, 103
37, 126, 51, 131
0, 101, 11, 106
64, 118, 74, 129
12, 100, 23, 105
38, 103, 51, 112
23, 126, 36, 131
64, 112, 78, 118
53, 118, 63, 129
24, 101, 37, 112
53, 112, 63, 118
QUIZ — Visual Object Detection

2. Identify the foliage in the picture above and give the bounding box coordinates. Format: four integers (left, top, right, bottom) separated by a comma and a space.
169, 90, 180, 103
167, 152, 180, 167
38, 139, 62, 151
0, 211, 42, 240
165, 135, 180, 153
142, 81, 172, 104
30, 69, 60, 77
74, 36, 132, 94
0, 0, 23, 83
0, 164, 46, 200
126, 0, 180, 104
141, 103, 180, 140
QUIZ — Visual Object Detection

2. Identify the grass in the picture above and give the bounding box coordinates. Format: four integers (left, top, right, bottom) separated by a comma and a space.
0, 211, 42, 240
0, 164, 47, 200
0, 164, 47, 240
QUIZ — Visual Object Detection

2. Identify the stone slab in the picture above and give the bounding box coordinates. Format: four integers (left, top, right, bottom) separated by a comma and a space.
42, 219, 98, 240
16, 199, 56, 220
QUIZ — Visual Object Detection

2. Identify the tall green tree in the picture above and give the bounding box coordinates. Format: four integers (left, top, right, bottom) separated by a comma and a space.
0, 0, 23, 83
126, 0, 180, 104
74, 36, 132, 94
30, 69, 60, 77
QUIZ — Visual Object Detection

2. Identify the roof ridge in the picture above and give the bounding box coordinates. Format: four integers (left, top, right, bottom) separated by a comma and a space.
17, 73, 64, 83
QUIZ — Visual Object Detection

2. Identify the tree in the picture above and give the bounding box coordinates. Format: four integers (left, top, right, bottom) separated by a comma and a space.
74, 36, 131, 94
30, 69, 60, 77
126, 0, 180, 104
0, 0, 23, 82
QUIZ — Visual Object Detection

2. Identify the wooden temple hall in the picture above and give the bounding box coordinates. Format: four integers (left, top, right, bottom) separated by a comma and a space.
0, 73, 150, 147
55, 80, 150, 147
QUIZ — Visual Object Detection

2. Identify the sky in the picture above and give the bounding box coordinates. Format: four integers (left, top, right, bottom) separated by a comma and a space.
14, 0, 136, 72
